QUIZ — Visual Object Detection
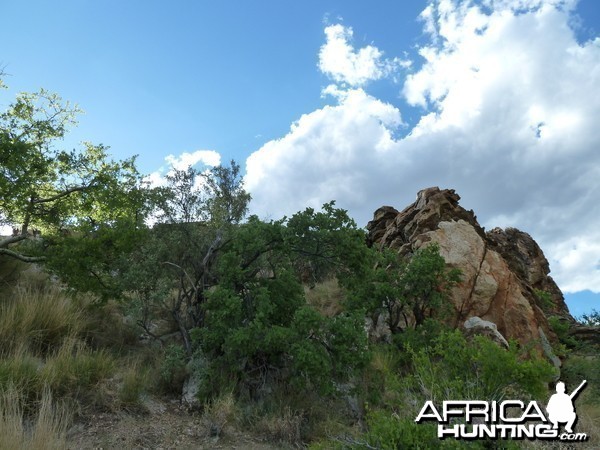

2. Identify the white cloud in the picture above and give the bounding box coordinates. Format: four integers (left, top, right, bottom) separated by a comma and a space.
318, 24, 407, 86
145, 150, 221, 187
165, 150, 221, 171
245, 0, 600, 296
548, 235, 600, 292
245, 88, 403, 219
400, 0, 600, 294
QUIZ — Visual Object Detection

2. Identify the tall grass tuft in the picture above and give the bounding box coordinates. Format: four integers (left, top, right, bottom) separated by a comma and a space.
41, 337, 115, 397
304, 278, 344, 317
0, 283, 83, 356
0, 385, 70, 450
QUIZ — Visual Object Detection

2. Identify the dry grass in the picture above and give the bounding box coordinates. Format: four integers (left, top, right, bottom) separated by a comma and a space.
116, 361, 150, 410
201, 392, 238, 437
573, 397, 600, 448
0, 283, 83, 356
304, 278, 345, 317
256, 406, 303, 445
0, 386, 70, 450
0, 280, 119, 415
41, 337, 115, 397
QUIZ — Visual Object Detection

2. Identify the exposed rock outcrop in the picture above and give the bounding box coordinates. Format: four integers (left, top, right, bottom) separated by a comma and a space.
569, 324, 600, 346
463, 316, 509, 349
366, 187, 575, 351
486, 227, 572, 322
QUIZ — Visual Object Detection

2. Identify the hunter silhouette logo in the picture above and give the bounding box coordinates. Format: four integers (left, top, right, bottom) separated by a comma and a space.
415, 380, 589, 442
546, 380, 586, 434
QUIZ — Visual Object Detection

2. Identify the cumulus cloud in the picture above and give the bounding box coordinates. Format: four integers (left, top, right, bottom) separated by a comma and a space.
245, 88, 403, 219
145, 150, 221, 187
165, 150, 221, 171
245, 0, 600, 295
318, 24, 409, 86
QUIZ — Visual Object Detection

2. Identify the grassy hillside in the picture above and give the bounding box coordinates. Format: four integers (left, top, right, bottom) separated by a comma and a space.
1, 259, 598, 449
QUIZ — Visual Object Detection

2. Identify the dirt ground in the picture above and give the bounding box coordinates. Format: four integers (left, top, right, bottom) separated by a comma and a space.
67, 398, 287, 450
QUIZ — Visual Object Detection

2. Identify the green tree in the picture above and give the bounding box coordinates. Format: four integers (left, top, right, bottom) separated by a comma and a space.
194, 204, 370, 398
122, 161, 251, 355
345, 243, 461, 334
402, 244, 462, 327
0, 79, 145, 266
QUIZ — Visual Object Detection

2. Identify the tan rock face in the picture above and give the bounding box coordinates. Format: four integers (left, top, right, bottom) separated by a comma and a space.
366, 187, 574, 349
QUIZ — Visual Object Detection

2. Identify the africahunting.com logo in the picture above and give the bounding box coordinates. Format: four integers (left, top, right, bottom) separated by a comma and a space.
415, 380, 588, 442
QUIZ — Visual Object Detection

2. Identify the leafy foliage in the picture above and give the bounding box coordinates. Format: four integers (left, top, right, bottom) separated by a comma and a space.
578, 308, 600, 326
193, 205, 371, 398
0, 78, 147, 294
317, 326, 556, 449
548, 315, 579, 350
407, 329, 556, 401
344, 243, 461, 334
120, 161, 250, 354
534, 288, 554, 312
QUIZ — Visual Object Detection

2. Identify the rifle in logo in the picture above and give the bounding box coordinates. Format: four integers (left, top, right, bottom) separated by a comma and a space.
546, 380, 587, 433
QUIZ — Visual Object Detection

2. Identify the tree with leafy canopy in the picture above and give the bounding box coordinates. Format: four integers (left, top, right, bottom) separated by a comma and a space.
0, 77, 146, 270
193, 203, 370, 398
344, 243, 462, 334
122, 161, 251, 355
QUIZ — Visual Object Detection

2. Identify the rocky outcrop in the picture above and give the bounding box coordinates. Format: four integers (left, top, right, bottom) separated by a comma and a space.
486, 227, 572, 322
463, 316, 509, 349
366, 187, 575, 350
569, 325, 600, 346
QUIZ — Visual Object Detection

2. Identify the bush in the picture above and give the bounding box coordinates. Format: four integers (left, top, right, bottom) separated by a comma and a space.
408, 330, 556, 401
157, 344, 188, 394
365, 410, 453, 450
193, 208, 371, 399
548, 315, 579, 350
561, 354, 600, 402
319, 330, 555, 449
343, 244, 461, 335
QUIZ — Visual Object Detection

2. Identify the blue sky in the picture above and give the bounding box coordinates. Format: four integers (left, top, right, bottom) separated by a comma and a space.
0, 1, 425, 173
1, 0, 600, 317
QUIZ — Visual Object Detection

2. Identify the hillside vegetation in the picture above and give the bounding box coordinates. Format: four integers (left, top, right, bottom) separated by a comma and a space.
1, 75, 598, 449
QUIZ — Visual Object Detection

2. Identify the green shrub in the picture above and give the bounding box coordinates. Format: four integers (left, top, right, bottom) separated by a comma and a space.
366, 410, 453, 450
408, 330, 556, 402
561, 354, 600, 402
548, 315, 579, 349
157, 344, 188, 394
534, 288, 554, 311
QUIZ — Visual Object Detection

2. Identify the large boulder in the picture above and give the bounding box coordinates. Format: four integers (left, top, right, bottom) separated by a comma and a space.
463, 316, 509, 349
366, 187, 575, 351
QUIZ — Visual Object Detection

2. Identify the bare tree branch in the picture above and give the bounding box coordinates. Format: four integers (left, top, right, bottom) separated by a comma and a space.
0, 248, 45, 263
0, 233, 28, 248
